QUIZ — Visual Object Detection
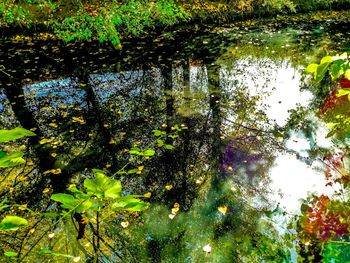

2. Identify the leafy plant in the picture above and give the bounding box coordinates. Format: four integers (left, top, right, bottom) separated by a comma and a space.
51, 169, 149, 215
0, 127, 35, 236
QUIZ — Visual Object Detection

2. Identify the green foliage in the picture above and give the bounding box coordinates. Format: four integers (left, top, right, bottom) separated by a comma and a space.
51, 169, 149, 214
306, 53, 350, 82
0, 127, 35, 168
323, 241, 350, 262
0, 127, 35, 143
52, 0, 188, 46
0, 127, 35, 234
0, 215, 28, 231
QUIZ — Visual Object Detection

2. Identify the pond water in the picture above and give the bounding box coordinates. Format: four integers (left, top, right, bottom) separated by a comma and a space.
1, 14, 350, 262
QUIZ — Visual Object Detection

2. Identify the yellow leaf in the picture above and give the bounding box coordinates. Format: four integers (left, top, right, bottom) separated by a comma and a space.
165, 185, 173, 191
168, 214, 176, 220
121, 221, 129, 228
49, 123, 58, 128
144, 192, 152, 198
51, 153, 57, 158
43, 188, 50, 194
39, 137, 54, 144
43, 169, 62, 175
72, 116, 86, 125
218, 206, 227, 215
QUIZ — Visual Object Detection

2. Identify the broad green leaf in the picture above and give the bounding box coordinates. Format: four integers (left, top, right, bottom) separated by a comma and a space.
0, 152, 25, 168
75, 199, 93, 213
112, 196, 149, 211
143, 149, 155, 157
329, 60, 345, 80
0, 127, 35, 143
0, 216, 28, 231
4, 251, 18, 257
51, 194, 78, 210
84, 169, 122, 199
305, 63, 318, 74
320, 56, 333, 64
0, 151, 6, 158
315, 62, 330, 81
104, 180, 122, 199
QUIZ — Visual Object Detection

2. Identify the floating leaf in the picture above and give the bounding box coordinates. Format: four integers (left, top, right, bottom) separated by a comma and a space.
218, 205, 228, 215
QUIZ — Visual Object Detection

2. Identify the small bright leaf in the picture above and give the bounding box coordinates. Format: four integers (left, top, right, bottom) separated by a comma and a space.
143, 149, 155, 157
4, 251, 18, 257
305, 63, 318, 74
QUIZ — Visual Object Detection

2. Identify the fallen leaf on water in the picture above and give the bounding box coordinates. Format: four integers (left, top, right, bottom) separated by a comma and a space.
165, 185, 173, 191
218, 205, 228, 215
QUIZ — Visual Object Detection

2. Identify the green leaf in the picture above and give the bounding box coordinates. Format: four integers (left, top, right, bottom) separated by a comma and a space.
315, 62, 331, 82
4, 251, 18, 257
112, 196, 149, 211
305, 63, 318, 74
127, 168, 138, 174
39, 248, 74, 258
157, 139, 164, 147
129, 147, 141, 155
0, 152, 25, 168
0, 151, 6, 158
329, 60, 345, 80
51, 194, 78, 210
104, 180, 122, 199
142, 149, 155, 157
51, 193, 91, 212
152, 130, 166, 136
84, 169, 122, 199
320, 56, 333, 64
0, 128, 35, 143
164, 144, 174, 150
0, 216, 28, 231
